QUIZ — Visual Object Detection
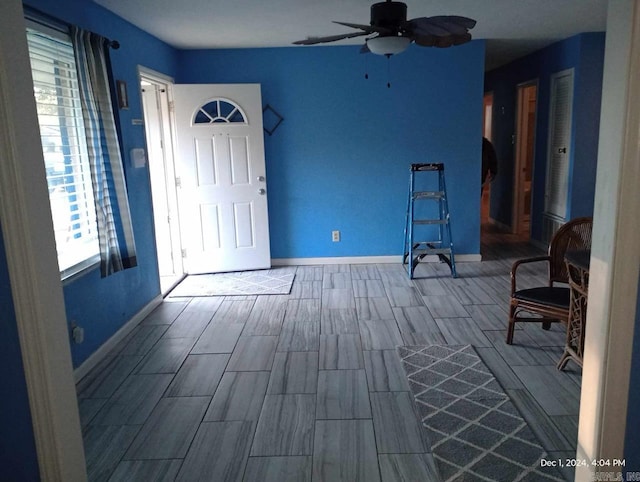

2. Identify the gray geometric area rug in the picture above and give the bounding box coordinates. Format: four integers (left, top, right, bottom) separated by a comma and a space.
168, 268, 295, 297
397, 344, 564, 482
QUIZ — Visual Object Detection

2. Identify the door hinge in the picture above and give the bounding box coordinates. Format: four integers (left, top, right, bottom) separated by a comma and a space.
168, 100, 175, 112
181, 249, 187, 258
175, 177, 182, 188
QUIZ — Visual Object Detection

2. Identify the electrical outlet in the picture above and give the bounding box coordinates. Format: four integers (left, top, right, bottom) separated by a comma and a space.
332, 230, 340, 242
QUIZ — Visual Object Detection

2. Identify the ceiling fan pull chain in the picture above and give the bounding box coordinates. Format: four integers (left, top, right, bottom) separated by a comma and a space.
387, 55, 392, 88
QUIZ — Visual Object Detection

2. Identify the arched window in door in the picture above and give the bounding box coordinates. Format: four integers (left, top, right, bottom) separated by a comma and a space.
193, 98, 247, 124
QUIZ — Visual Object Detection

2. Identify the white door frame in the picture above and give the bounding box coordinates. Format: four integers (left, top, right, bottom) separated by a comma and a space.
0, 0, 86, 479
138, 66, 184, 294
576, 0, 640, 478
512, 80, 538, 236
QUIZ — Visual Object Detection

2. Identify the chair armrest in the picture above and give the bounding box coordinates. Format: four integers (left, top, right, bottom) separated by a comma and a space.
511, 256, 551, 294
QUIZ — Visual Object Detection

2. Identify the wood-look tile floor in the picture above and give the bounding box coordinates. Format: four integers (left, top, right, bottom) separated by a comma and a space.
77, 227, 581, 481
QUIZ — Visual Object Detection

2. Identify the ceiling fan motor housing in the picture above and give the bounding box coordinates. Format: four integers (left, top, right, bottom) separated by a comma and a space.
370, 1, 407, 32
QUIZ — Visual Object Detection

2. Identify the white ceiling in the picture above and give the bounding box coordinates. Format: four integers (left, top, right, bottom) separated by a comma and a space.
93, 0, 608, 70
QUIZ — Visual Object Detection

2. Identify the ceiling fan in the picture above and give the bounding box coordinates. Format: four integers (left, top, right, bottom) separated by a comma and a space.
293, 0, 476, 56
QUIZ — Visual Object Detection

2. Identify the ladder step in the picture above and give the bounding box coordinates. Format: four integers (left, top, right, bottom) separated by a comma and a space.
411, 163, 444, 172
413, 219, 448, 225
413, 248, 452, 255
413, 191, 444, 199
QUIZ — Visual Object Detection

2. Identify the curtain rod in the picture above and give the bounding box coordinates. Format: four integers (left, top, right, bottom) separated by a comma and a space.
24, 6, 120, 49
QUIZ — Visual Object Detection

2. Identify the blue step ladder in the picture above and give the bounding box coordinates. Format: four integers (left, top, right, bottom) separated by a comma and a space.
402, 163, 457, 279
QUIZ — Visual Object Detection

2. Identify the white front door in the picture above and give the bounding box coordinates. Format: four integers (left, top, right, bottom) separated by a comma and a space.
173, 84, 271, 274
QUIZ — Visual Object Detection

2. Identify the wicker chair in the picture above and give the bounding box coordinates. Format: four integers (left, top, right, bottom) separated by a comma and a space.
506, 217, 593, 344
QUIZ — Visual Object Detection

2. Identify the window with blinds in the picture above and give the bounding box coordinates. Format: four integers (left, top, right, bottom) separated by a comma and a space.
26, 26, 100, 279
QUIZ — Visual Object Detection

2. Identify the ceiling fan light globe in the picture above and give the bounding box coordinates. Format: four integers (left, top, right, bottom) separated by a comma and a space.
366, 36, 411, 55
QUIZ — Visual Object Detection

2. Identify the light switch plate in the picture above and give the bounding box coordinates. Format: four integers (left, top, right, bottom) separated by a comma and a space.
130, 148, 146, 168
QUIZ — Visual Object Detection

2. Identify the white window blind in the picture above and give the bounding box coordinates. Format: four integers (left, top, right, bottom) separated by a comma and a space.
26, 26, 100, 278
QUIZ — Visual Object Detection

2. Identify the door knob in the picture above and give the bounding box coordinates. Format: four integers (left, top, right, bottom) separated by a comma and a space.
258, 188, 266, 195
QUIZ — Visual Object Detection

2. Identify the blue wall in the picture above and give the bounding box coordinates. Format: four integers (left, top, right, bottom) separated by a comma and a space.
484, 33, 605, 241
0, 233, 40, 481
176, 42, 485, 259
24, 0, 178, 367
570, 33, 606, 220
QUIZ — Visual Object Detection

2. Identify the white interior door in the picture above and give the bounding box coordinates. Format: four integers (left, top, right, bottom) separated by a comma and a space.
173, 84, 270, 274
545, 69, 574, 220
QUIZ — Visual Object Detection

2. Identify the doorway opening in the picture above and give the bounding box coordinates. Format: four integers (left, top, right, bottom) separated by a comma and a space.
513, 82, 538, 237
138, 68, 184, 295
481, 92, 494, 224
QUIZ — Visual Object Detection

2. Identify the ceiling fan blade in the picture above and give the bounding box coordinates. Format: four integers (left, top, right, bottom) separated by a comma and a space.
413, 34, 437, 47
407, 15, 476, 37
332, 21, 391, 35
424, 16, 472, 35
293, 31, 369, 45
413, 32, 472, 48
451, 32, 472, 46
407, 18, 452, 36
438, 15, 477, 30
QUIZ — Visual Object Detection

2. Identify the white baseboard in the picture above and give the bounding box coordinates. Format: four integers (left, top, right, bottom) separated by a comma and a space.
272, 256, 400, 266
73, 294, 163, 383
272, 254, 481, 266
